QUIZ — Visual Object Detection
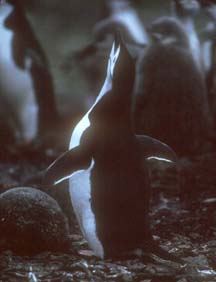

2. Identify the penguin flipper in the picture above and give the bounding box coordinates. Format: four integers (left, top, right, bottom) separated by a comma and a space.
136, 134, 177, 163
43, 146, 91, 186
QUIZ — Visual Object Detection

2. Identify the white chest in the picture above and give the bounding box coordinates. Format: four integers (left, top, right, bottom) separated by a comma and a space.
69, 160, 104, 258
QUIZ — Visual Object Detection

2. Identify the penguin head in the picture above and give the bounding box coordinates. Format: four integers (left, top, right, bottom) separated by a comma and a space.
147, 17, 189, 48
108, 33, 135, 89
89, 33, 135, 125
172, 0, 200, 17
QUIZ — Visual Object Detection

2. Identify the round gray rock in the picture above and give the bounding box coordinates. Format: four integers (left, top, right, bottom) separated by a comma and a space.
0, 187, 70, 255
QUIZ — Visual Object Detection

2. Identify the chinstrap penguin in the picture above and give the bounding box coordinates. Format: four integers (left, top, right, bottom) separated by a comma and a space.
0, 0, 58, 145
44, 34, 181, 262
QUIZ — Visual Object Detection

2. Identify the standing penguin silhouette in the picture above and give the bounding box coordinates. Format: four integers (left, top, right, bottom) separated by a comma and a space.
134, 16, 212, 157
44, 34, 180, 262
200, 1, 216, 128
0, 0, 58, 145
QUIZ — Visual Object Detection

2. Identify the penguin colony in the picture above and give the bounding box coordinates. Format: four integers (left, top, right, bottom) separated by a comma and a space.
1, 0, 216, 260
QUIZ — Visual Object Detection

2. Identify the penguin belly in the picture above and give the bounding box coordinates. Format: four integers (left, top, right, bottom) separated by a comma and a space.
69, 159, 104, 258
0, 23, 38, 144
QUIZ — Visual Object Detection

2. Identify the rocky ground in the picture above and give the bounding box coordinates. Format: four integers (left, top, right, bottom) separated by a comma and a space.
0, 139, 216, 281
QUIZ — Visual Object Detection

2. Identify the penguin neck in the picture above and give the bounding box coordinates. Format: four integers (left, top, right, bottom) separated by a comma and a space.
70, 74, 133, 149
93, 75, 112, 105
92, 78, 133, 132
